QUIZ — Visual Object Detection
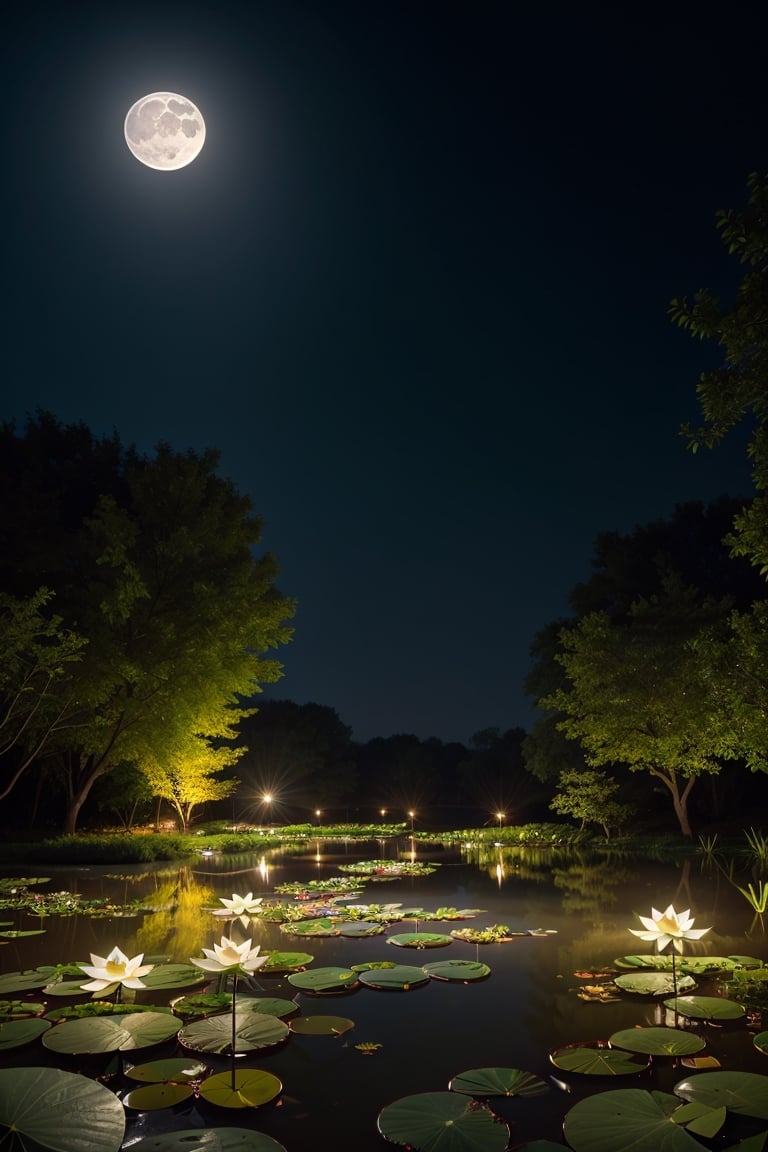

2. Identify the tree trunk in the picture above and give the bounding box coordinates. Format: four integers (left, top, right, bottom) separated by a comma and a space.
63, 752, 108, 835
651, 769, 696, 837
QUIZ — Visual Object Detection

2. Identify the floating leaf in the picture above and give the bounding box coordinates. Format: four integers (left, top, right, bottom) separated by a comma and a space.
289, 1015, 354, 1035
337, 921, 386, 937
139, 963, 206, 991
564, 1088, 708, 1151
387, 932, 453, 949
550, 1043, 649, 1076
350, 960, 399, 973
260, 951, 313, 973
198, 1069, 282, 1109
236, 997, 298, 1019
356, 1041, 383, 1054
123, 1082, 197, 1110
674, 1071, 768, 1119
449, 1067, 549, 1098
0, 928, 46, 938
0, 1066, 125, 1151
671, 1101, 727, 1138
0, 1017, 51, 1049
357, 964, 430, 991
125, 1057, 210, 1084
614, 972, 696, 996
0, 969, 52, 994
423, 960, 491, 982
609, 1028, 706, 1057
43, 1016, 132, 1054
114, 1011, 181, 1050
128, 1129, 286, 1150
287, 966, 359, 994
378, 1091, 510, 1151
663, 996, 745, 1020
754, 1032, 768, 1055
179, 1011, 289, 1055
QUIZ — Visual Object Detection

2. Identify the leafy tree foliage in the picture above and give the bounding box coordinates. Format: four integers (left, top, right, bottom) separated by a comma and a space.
0, 414, 294, 833
139, 733, 239, 833
542, 580, 737, 837
550, 768, 633, 840
671, 172, 768, 572
0, 588, 86, 804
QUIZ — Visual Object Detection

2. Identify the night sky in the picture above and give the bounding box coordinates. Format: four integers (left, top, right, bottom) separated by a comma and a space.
3, 2, 766, 745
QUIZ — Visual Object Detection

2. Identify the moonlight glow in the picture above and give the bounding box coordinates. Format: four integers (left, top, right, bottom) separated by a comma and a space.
124, 92, 205, 171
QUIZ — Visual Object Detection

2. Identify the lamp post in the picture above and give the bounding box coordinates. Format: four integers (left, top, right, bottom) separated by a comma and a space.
496, 811, 505, 831
262, 793, 273, 829
315, 808, 321, 825
408, 810, 415, 834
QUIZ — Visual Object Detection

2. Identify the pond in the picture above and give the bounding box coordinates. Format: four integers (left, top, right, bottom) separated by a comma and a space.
0, 837, 766, 1151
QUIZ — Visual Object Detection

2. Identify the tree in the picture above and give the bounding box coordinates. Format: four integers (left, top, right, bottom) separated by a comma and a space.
671, 172, 768, 572
139, 733, 239, 833
0, 588, 86, 806
542, 580, 737, 837
0, 415, 295, 833
550, 769, 632, 840
456, 727, 548, 822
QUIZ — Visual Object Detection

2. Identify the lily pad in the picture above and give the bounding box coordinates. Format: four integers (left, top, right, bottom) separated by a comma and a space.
609, 1028, 706, 1057
236, 997, 298, 1019
614, 972, 696, 996
287, 966, 359, 994
378, 1090, 510, 1151
280, 918, 339, 936
42, 979, 93, 997
564, 1088, 708, 1151
128, 1130, 286, 1150
0, 1017, 51, 1049
288, 1015, 355, 1035
674, 1071, 768, 1119
550, 1043, 649, 1076
449, 1067, 549, 1097
43, 1016, 132, 1054
139, 963, 207, 991
423, 960, 491, 982
0, 969, 52, 994
663, 996, 746, 1020
388, 932, 453, 949
754, 1031, 768, 1055
260, 951, 314, 973
358, 964, 430, 990
0, 1066, 126, 1151
0, 928, 46, 938
125, 1057, 210, 1083
179, 1012, 289, 1054
351, 960, 399, 973
337, 921, 386, 937
198, 1069, 282, 1109
112, 1011, 182, 1050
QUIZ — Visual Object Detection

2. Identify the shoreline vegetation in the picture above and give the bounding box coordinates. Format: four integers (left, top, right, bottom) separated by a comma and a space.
0, 821, 761, 866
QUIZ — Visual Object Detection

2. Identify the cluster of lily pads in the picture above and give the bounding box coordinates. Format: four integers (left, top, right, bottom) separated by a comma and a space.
1, 872, 767, 1151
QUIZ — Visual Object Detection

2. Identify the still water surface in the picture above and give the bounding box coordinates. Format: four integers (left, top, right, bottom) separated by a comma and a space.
1, 838, 765, 1151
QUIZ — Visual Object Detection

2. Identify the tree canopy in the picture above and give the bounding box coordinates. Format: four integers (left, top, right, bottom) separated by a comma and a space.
0, 413, 295, 833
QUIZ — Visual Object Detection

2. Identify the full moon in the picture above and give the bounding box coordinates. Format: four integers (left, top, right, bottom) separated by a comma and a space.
124, 92, 205, 171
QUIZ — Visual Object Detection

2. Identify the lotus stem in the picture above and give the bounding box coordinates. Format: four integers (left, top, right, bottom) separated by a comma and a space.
231, 973, 237, 1091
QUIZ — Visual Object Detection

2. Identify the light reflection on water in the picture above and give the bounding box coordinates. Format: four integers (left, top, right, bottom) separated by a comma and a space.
0, 839, 765, 1151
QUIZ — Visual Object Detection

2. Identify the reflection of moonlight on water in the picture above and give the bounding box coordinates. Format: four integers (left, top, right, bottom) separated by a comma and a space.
124, 92, 205, 171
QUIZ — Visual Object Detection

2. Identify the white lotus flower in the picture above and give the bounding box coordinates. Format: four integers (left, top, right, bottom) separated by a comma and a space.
79, 946, 154, 992
629, 904, 711, 955
190, 935, 269, 975
213, 891, 263, 926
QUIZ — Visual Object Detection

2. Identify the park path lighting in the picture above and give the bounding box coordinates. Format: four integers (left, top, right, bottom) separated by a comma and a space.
496, 811, 505, 830
408, 810, 415, 834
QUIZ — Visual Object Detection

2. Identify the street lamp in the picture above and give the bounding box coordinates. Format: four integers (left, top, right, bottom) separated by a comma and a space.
496, 811, 505, 830
380, 808, 387, 822
408, 810, 415, 834
315, 808, 321, 824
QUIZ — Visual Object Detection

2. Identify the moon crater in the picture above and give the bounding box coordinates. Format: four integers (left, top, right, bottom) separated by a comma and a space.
124, 92, 205, 171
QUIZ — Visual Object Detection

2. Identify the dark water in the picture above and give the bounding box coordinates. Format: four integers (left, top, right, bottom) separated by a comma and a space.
1, 838, 766, 1151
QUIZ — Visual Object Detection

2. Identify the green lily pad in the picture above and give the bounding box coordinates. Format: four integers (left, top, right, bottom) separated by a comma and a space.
123, 1082, 197, 1110
609, 1028, 706, 1056
236, 997, 298, 1019
358, 964, 430, 990
614, 954, 673, 970
260, 951, 314, 973
281, 918, 339, 936
449, 1067, 549, 1097
388, 932, 453, 948
288, 1015, 355, 1035
128, 1129, 286, 1150
42, 979, 93, 997
179, 1012, 289, 1054
0, 969, 52, 994
128, 1128, 285, 1147
423, 960, 491, 982
663, 996, 746, 1020
287, 966, 359, 994
550, 1044, 649, 1076
125, 1057, 210, 1083
198, 1069, 282, 1109
0, 1017, 51, 1049
0, 1000, 46, 1020
0, 1066, 126, 1151
614, 972, 696, 996
337, 921, 386, 936
728, 956, 764, 968
113, 1011, 181, 1049
139, 963, 207, 991
674, 1071, 768, 1119
564, 1088, 708, 1151
754, 1032, 768, 1055
0, 928, 46, 938
43, 1016, 132, 1054
170, 992, 232, 1021
670, 1101, 727, 1138
350, 960, 399, 973
378, 1091, 510, 1151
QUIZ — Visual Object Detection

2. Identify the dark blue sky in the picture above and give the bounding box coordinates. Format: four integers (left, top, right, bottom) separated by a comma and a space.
2, 2, 766, 743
